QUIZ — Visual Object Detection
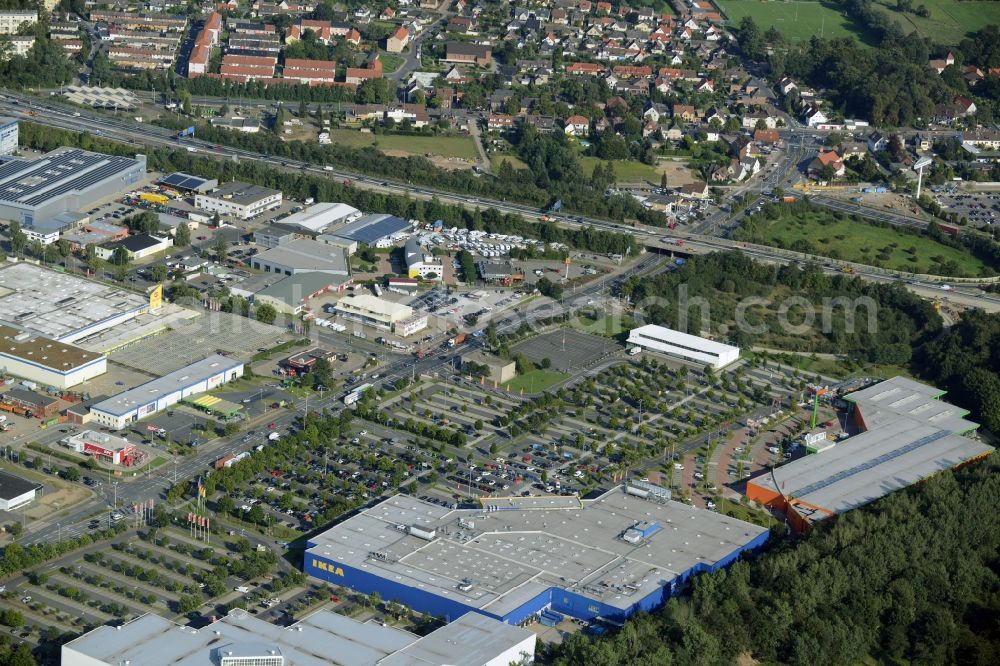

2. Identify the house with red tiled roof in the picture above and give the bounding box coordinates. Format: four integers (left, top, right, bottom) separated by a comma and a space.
386, 26, 409, 53
566, 62, 604, 75
283, 59, 337, 84
563, 115, 590, 136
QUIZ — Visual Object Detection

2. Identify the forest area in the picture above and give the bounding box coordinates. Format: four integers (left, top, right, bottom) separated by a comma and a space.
619, 251, 941, 363
544, 451, 1000, 666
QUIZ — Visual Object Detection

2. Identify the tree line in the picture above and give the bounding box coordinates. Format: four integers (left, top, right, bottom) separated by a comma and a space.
621, 251, 942, 364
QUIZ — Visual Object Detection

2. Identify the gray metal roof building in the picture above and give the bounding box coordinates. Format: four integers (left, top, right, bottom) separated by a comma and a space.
306, 489, 768, 624
329, 213, 411, 246
0, 147, 145, 226
748, 376, 994, 530
61, 608, 535, 666
251, 238, 350, 276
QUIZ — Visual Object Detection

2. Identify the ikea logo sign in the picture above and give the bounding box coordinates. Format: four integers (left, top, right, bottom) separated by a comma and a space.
312, 559, 344, 577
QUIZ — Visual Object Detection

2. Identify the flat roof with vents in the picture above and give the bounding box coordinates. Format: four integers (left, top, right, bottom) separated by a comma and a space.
91, 354, 243, 417
0, 325, 103, 372
750, 377, 993, 522
306, 489, 768, 617
0, 263, 148, 342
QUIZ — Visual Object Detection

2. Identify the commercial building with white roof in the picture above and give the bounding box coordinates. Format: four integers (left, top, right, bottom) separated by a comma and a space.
61, 608, 534, 666
627, 324, 739, 369
747, 376, 993, 531
0, 263, 151, 343
333, 294, 414, 332
305, 488, 768, 625
89, 354, 244, 429
281, 202, 360, 233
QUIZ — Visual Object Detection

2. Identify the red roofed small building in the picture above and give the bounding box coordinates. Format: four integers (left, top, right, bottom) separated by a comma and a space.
612, 64, 652, 79
386, 26, 410, 53
563, 115, 590, 136
283, 59, 337, 83
566, 62, 604, 76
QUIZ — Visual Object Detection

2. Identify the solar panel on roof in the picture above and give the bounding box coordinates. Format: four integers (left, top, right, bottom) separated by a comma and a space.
794, 430, 949, 499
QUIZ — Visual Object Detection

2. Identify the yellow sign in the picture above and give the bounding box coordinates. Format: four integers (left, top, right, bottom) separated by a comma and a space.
313, 559, 344, 576
148, 284, 162, 311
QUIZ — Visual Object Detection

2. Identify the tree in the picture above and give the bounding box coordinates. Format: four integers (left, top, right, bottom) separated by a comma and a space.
6, 221, 26, 255
175, 222, 191, 247
223, 422, 240, 437
150, 264, 168, 282
457, 250, 476, 282
214, 232, 228, 259
63, 467, 80, 482
273, 105, 286, 132
255, 303, 277, 324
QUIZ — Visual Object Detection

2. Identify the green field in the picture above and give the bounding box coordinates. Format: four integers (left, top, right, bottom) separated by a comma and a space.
755, 212, 987, 276
718, 0, 995, 44
579, 156, 660, 183
873, 0, 1000, 43
717, 0, 876, 42
506, 369, 570, 393
326, 128, 479, 160
571, 313, 637, 338
489, 153, 530, 171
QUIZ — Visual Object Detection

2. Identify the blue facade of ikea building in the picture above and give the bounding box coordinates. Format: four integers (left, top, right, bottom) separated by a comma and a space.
304, 528, 768, 625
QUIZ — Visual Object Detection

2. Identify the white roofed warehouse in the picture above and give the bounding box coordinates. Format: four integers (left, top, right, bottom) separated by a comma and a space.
305, 489, 768, 625
61, 608, 535, 666
90, 354, 244, 430
627, 324, 739, 369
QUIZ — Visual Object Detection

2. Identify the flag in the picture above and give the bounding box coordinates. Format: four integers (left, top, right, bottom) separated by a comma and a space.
188, 512, 193, 523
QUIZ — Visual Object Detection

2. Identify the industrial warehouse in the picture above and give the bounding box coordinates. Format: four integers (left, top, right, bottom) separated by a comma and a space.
627, 324, 740, 370
0, 263, 151, 342
62, 608, 535, 666
0, 325, 107, 389
0, 147, 145, 226
89, 354, 244, 429
305, 489, 768, 624
747, 377, 994, 532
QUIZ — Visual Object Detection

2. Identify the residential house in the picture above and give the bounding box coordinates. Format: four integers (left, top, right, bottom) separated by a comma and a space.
867, 132, 889, 152
563, 115, 590, 136
807, 149, 846, 180
678, 181, 709, 199
386, 26, 409, 53
673, 104, 696, 122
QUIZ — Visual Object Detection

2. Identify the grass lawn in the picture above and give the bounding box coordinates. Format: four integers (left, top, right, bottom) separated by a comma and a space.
571, 312, 637, 337
149, 457, 168, 469
378, 51, 405, 73
325, 128, 479, 160
716, 0, 879, 43
579, 156, 660, 184
754, 212, 987, 277
506, 369, 570, 393
489, 153, 530, 171
872, 0, 998, 42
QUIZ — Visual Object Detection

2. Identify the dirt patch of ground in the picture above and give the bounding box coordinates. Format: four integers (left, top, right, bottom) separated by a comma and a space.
24, 485, 92, 520
380, 149, 475, 171
657, 159, 695, 186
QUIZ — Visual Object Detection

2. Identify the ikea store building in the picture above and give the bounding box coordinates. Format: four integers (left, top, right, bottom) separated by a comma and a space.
305, 489, 768, 625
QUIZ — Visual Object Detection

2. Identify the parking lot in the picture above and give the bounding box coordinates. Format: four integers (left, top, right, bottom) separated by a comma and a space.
930, 189, 1000, 228
512, 329, 618, 372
